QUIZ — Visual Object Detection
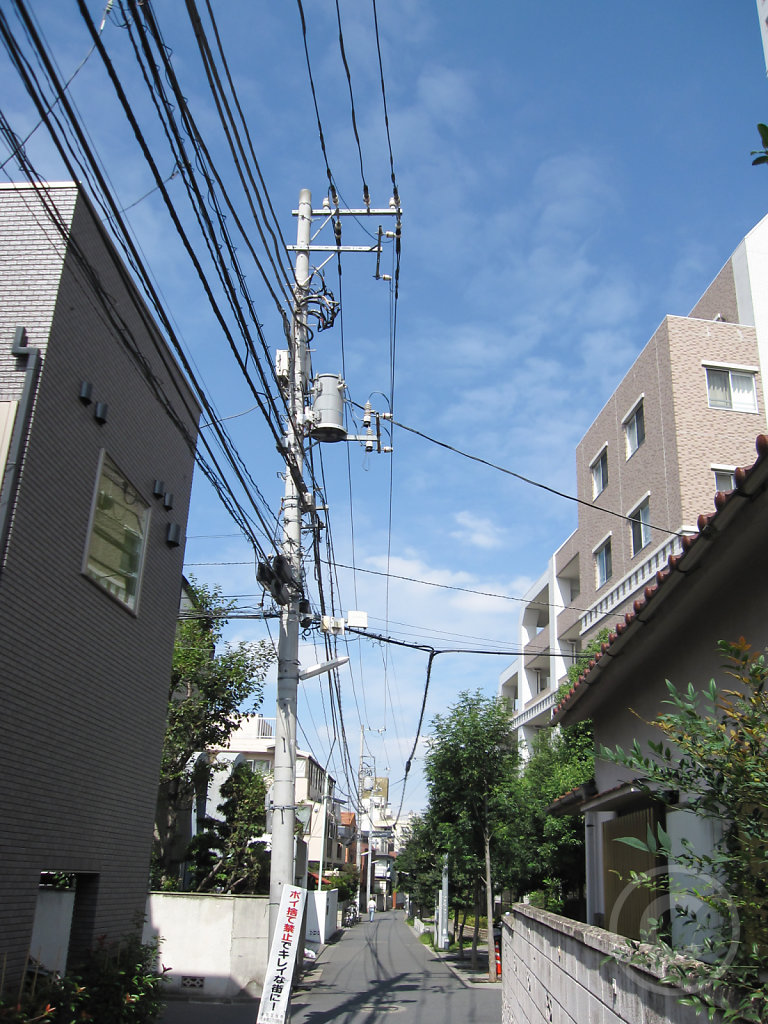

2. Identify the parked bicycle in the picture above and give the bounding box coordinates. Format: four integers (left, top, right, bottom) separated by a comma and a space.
344, 903, 360, 927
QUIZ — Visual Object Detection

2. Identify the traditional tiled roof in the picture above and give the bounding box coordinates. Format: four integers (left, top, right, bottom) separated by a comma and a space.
547, 779, 597, 816
551, 433, 768, 724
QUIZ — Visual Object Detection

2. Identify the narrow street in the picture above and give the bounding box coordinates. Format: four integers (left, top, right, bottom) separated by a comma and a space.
290, 910, 501, 1024
160, 910, 501, 1024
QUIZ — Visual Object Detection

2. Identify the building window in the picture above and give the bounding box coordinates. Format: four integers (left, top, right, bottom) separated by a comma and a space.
591, 447, 608, 498
629, 498, 651, 555
595, 538, 612, 588
706, 368, 757, 412
84, 452, 149, 611
713, 468, 736, 493
625, 402, 645, 458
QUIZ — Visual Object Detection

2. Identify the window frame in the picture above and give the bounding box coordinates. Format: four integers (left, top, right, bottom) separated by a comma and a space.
704, 364, 758, 413
623, 399, 645, 459
594, 535, 613, 589
82, 450, 150, 613
712, 465, 736, 493
629, 495, 651, 556
590, 446, 609, 499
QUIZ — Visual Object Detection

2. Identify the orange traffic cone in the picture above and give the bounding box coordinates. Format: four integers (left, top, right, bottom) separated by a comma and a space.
495, 938, 502, 977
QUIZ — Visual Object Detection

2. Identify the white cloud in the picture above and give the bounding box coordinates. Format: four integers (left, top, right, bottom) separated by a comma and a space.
451, 510, 506, 549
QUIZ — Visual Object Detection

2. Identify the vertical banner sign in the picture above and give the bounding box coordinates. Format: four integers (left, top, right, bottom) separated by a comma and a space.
758, 0, 768, 75
257, 885, 307, 1024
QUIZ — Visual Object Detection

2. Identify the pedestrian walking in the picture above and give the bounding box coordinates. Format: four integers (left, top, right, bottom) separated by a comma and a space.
368, 896, 376, 922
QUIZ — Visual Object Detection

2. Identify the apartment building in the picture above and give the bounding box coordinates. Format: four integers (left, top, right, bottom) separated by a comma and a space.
500, 213, 768, 755
0, 182, 199, 982
214, 715, 346, 873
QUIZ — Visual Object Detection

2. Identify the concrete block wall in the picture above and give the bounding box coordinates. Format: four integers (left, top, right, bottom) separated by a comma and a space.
502, 905, 722, 1024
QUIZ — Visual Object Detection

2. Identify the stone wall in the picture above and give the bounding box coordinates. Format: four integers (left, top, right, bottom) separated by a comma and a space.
501, 904, 722, 1024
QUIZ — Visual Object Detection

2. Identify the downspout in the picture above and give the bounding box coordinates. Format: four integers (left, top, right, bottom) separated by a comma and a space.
0, 327, 41, 570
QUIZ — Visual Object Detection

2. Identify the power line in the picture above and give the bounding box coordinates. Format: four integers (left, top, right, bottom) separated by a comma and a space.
333, 0, 368, 208
387, 415, 687, 540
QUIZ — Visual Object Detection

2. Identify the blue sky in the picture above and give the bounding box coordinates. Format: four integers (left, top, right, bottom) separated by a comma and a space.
2, 1, 768, 815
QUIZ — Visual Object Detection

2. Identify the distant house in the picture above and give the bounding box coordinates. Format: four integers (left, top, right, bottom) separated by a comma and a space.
0, 182, 199, 982
211, 715, 346, 874
499, 214, 768, 759
340, 810, 357, 865
551, 434, 768, 938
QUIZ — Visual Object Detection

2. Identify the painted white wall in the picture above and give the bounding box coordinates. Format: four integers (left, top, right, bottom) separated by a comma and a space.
29, 888, 75, 973
734, 214, 768, 425
143, 892, 270, 1000
666, 808, 726, 957
306, 889, 339, 944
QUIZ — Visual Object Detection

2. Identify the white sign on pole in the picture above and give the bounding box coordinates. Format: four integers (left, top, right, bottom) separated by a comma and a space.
757, 0, 768, 75
257, 885, 307, 1024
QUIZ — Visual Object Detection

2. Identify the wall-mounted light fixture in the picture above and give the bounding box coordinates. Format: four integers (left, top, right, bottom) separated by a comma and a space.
78, 381, 93, 405
167, 523, 182, 547
94, 402, 108, 424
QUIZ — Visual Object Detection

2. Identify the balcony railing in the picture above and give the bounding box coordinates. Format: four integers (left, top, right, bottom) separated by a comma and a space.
511, 688, 557, 728
579, 535, 683, 634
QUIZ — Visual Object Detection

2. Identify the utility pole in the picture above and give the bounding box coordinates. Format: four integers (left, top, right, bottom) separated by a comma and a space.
266, 189, 401, 942
268, 188, 312, 940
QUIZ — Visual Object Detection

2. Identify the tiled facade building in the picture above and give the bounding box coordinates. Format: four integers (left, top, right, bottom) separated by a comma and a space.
500, 214, 768, 755
0, 182, 199, 982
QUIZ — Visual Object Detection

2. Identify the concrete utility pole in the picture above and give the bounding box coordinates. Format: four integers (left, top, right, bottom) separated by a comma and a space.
268, 188, 312, 940
266, 189, 401, 942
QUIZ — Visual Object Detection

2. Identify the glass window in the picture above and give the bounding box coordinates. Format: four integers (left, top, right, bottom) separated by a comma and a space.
706, 368, 757, 412
595, 538, 612, 588
591, 448, 608, 498
630, 498, 651, 556
625, 402, 645, 458
84, 453, 149, 611
714, 469, 735, 493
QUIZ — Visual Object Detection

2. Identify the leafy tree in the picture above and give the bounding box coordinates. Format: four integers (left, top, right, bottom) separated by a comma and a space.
516, 719, 594, 913
187, 762, 270, 894
395, 812, 443, 918
601, 638, 768, 1022
318, 864, 360, 903
424, 690, 520, 979
152, 579, 274, 887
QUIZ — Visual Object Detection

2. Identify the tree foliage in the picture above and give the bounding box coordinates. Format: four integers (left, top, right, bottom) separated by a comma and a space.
153, 579, 274, 887
423, 690, 521, 976
602, 638, 768, 1022
558, 627, 611, 700
395, 813, 444, 917
187, 762, 270, 894
751, 122, 768, 166
516, 719, 594, 911
162, 580, 274, 786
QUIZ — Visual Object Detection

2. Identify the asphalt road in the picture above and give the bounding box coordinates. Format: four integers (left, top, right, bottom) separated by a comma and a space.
160, 910, 501, 1024
290, 910, 501, 1024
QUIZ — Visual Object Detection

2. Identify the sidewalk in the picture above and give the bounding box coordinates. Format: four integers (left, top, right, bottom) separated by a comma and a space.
433, 943, 501, 986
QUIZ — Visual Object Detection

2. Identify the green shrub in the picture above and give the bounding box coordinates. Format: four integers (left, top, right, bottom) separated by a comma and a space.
0, 935, 167, 1024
